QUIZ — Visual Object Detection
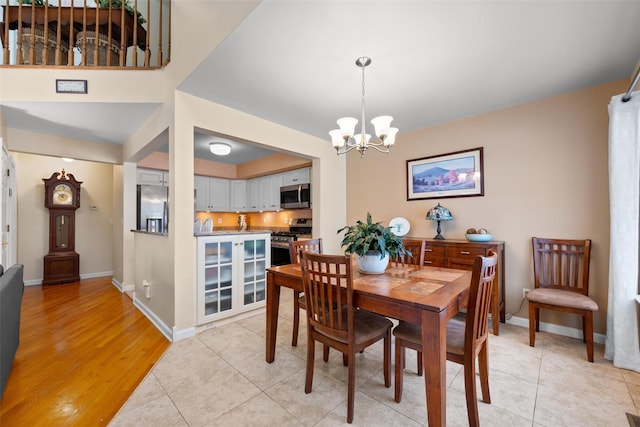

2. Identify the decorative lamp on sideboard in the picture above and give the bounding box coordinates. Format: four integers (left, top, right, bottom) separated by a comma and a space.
426, 203, 453, 240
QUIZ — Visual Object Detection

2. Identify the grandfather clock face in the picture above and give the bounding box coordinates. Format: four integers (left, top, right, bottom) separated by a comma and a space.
53, 184, 74, 206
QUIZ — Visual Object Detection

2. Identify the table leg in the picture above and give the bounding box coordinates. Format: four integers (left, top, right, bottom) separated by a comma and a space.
422, 309, 446, 427
491, 282, 500, 336
266, 270, 281, 363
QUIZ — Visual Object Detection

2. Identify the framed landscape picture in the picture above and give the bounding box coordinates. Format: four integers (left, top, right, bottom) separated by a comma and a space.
407, 147, 484, 200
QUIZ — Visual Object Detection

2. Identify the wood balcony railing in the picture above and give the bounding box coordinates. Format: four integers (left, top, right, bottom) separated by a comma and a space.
0, 0, 170, 68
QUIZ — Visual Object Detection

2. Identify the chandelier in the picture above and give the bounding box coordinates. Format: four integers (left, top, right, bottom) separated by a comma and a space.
329, 57, 398, 157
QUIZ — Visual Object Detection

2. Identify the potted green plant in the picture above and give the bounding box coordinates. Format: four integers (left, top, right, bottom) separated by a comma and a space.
338, 212, 410, 274
98, 0, 146, 26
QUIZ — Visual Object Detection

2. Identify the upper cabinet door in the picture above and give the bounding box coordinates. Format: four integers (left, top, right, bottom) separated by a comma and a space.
137, 168, 167, 186
230, 180, 247, 212
282, 167, 310, 186
209, 178, 230, 211
194, 176, 210, 211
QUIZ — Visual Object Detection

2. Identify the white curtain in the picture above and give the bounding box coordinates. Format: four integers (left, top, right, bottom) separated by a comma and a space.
605, 91, 640, 371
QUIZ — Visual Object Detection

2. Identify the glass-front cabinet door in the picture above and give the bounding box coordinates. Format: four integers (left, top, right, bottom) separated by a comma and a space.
241, 236, 268, 308
197, 233, 270, 325
200, 239, 234, 319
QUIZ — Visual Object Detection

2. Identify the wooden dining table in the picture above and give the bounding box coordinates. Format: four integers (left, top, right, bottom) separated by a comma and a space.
265, 260, 473, 427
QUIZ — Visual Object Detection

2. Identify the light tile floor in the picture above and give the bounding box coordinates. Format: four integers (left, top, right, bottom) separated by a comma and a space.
110, 291, 640, 426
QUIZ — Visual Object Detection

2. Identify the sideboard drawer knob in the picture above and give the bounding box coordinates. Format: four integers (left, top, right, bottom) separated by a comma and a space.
460, 251, 470, 255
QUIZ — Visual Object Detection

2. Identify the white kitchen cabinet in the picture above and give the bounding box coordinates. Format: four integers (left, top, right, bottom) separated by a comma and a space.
246, 177, 265, 212
230, 180, 247, 212
265, 173, 283, 211
138, 168, 168, 186
282, 167, 310, 186
247, 174, 283, 211
196, 233, 270, 324
210, 178, 230, 211
194, 176, 230, 212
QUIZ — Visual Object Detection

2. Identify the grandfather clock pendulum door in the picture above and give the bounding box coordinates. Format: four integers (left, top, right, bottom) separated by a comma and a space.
43, 170, 82, 285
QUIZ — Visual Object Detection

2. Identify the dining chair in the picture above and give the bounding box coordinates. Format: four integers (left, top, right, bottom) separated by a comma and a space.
526, 237, 598, 362
288, 238, 323, 347
300, 252, 392, 424
392, 238, 425, 267
392, 251, 498, 427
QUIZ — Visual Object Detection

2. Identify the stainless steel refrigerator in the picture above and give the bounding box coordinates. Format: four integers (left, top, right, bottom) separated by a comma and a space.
137, 185, 168, 233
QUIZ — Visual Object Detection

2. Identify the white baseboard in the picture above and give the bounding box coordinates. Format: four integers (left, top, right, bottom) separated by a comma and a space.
26, 271, 114, 287
133, 292, 173, 342
111, 277, 134, 293
507, 315, 606, 345
81, 271, 113, 279
111, 278, 123, 291
173, 326, 196, 342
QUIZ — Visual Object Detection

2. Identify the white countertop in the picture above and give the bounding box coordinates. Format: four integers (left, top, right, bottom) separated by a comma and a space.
194, 230, 272, 237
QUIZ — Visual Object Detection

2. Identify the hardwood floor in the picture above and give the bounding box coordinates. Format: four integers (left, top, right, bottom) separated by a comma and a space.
0, 276, 170, 426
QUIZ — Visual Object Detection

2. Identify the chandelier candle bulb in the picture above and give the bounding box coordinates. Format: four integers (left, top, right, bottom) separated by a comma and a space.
329, 56, 399, 157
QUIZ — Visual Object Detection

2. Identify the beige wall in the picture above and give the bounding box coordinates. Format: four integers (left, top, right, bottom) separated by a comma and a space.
13, 152, 114, 282
346, 79, 625, 335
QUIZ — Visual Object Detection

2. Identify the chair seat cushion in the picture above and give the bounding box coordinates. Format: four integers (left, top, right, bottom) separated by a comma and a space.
527, 288, 598, 311
393, 313, 467, 355
321, 308, 392, 345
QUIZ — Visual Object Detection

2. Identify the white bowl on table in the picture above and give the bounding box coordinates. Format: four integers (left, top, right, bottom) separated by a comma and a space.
465, 233, 493, 242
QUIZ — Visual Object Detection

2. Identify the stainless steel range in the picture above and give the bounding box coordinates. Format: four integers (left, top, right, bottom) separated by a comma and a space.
270, 218, 312, 266
270, 232, 298, 266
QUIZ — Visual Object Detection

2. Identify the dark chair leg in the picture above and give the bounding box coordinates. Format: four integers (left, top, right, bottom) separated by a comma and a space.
292, 290, 301, 347
347, 351, 356, 423
528, 302, 536, 347
383, 331, 391, 387
394, 338, 404, 402
585, 311, 594, 362
464, 354, 480, 427
305, 333, 315, 394
478, 342, 491, 403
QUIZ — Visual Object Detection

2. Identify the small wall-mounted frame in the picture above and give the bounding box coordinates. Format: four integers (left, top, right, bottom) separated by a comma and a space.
56, 79, 87, 94
407, 147, 484, 200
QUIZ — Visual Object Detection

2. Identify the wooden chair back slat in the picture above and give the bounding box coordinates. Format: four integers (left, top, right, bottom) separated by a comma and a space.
395, 238, 425, 266
466, 251, 498, 348
532, 237, 591, 296
300, 252, 351, 343
289, 238, 323, 265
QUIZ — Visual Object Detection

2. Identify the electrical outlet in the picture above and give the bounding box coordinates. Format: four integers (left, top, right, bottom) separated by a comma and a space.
143, 280, 151, 298
523, 288, 531, 299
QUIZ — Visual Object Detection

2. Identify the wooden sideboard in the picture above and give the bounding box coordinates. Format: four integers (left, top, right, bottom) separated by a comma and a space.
417, 238, 505, 335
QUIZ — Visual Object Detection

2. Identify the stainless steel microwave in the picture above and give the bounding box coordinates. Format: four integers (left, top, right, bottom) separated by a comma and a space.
280, 183, 311, 209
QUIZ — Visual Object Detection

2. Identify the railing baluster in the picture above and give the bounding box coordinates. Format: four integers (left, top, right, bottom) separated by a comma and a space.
132, 0, 138, 66
145, 0, 151, 67
68, 4, 75, 66
3, 1, 9, 65
157, 0, 162, 66
166, 0, 171, 67
93, 0, 100, 66
28, 3, 35, 65
43, 3, 49, 65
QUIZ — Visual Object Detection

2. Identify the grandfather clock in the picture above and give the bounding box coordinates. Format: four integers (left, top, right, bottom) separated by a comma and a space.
43, 170, 82, 285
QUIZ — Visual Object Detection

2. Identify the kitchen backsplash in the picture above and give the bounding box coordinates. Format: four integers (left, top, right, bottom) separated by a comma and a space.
195, 209, 312, 231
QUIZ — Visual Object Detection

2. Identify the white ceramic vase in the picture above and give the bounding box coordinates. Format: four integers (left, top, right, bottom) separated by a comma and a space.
356, 251, 389, 274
